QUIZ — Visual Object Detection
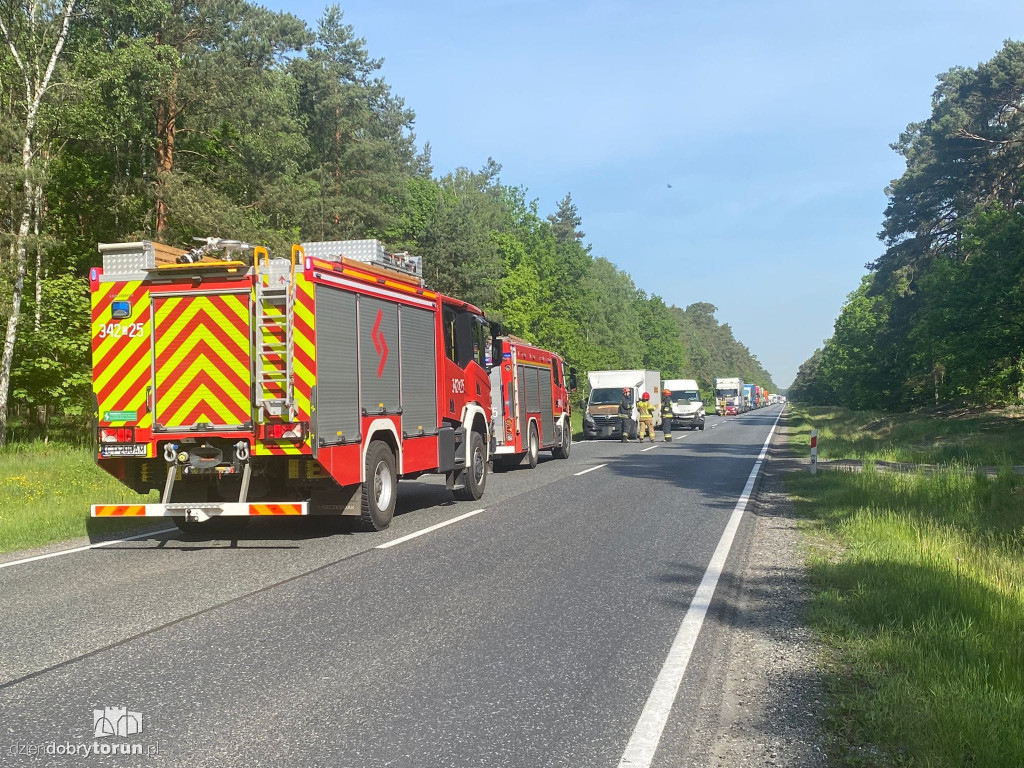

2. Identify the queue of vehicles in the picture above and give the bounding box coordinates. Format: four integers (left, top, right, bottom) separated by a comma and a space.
89, 237, 576, 534
87, 234, 778, 533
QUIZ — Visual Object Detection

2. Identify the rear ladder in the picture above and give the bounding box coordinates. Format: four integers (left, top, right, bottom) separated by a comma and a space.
254, 246, 297, 420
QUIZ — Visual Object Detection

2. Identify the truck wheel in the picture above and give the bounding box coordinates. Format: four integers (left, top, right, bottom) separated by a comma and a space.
526, 424, 540, 468
361, 441, 397, 530
552, 421, 571, 459
630, 422, 639, 440
454, 431, 488, 501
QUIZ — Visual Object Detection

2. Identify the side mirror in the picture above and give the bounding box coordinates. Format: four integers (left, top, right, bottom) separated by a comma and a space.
569, 373, 578, 392
491, 336, 504, 366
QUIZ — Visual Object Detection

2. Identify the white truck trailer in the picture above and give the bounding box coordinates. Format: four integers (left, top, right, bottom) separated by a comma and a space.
583, 370, 661, 440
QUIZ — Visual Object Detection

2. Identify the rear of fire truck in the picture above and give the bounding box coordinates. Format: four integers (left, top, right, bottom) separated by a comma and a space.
89, 238, 492, 533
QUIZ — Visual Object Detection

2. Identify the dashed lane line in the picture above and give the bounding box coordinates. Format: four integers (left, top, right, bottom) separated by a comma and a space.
375, 509, 486, 549
573, 464, 607, 477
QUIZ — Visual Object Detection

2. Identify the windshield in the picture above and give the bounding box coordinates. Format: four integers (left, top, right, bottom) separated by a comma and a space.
590, 387, 629, 406
715, 388, 739, 398
667, 391, 700, 404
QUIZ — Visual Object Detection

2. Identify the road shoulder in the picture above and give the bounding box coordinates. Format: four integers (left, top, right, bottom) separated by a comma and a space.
705, 411, 826, 766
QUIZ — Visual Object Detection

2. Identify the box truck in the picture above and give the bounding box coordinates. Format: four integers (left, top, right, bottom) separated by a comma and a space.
583, 370, 661, 440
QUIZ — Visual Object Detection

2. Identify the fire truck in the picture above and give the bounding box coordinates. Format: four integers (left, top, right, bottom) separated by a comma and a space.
489, 336, 576, 469
88, 238, 494, 533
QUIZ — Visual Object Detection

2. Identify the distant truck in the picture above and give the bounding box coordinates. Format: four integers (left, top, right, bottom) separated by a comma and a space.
742, 384, 754, 412
714, 377, 744, 416
490, 335, 576, 468
583, 370, 661, 440
662, 378, 705, 431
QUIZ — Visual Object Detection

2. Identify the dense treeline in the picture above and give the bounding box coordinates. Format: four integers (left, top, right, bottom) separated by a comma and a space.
791, 41, 1024, 409
0, 1, 775, 441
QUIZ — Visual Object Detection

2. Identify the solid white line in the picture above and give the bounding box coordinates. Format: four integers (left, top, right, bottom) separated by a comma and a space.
375, 509, 485, 549
641, 445, 660, 452
617, 407, 783, 768
574, 464, 607, 476
0, 527, 178, 570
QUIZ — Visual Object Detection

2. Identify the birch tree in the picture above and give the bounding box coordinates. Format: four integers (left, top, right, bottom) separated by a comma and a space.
0, 0, 75, 446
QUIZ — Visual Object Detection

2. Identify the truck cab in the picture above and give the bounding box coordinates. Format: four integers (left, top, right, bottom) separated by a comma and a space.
662, 378, 705, 431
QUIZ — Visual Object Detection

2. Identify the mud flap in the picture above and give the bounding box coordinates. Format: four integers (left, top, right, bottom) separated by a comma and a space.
310, 484, 362, 515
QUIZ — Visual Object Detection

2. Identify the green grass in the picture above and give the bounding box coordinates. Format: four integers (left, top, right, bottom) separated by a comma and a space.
786, 408, 1024, 766
0, 442, 158, 554
788, 404, 1024, 466
571, 408, 584, 441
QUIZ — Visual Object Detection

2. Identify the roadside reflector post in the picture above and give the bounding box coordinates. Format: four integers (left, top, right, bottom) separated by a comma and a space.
810, 428, 818, 475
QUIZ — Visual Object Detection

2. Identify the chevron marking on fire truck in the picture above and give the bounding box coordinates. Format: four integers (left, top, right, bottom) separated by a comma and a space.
92, 280, 153, 429
92, 505, 146, 517
154, 294, 252, 428
249, 503, 304, 515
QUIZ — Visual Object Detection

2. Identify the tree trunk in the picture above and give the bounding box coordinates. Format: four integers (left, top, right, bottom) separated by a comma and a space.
0, 0, 76, 447
0, 133, 36, 448
154, 69, 178, 237
33, 179, 43, 331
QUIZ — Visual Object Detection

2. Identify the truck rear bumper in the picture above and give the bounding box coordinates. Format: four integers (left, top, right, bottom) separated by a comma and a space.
91, 502, 308, 517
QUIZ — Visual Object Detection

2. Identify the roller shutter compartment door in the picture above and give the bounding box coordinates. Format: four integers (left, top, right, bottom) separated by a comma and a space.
314, 286, 359, 445
359, 296, 400, 416
399, 305, 438, 435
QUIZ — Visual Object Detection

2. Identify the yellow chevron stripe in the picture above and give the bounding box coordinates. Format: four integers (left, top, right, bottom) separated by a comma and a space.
160, 380, 248, 427
155, 334, 250, 382
100, 354, 151, 413
94, 331, 150, 395
154, 297, 249, 358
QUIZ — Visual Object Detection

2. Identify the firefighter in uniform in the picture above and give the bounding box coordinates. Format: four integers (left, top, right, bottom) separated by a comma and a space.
636, 392, 656, 442
662, 389, 673, 441
618, 387, 633, 442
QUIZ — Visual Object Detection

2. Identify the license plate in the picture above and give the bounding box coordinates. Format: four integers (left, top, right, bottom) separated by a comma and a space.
101, 444, 147, 457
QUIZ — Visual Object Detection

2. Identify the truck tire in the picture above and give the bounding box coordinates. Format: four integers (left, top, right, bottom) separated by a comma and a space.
629, 421, 639, 440
361, 440, 397, 531
552, 421, 571, 459
526, 423, 539, 468
454, 431, 488, 501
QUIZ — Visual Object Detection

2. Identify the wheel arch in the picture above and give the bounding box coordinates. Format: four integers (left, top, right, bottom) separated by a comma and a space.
362, 419, 402, 481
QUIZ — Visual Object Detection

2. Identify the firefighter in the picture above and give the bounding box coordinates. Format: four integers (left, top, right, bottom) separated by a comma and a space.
618, 387, 633, 442
662, 389, 673, 441
636, 391, 656, 442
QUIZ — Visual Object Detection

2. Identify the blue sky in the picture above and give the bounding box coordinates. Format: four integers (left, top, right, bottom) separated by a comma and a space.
274, 0, 1024, 387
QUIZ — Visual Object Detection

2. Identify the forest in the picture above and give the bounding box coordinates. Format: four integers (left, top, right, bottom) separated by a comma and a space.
0, 1, 776, 443
791, 41, 1024, 410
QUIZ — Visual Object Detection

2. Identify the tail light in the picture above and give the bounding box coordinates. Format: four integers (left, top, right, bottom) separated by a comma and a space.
265, 422, 306, 440
100, 427, 135, 443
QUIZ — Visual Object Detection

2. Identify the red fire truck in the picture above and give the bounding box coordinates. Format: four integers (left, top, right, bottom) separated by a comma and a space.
89, 238, 493, 532
490, 336, 576, 468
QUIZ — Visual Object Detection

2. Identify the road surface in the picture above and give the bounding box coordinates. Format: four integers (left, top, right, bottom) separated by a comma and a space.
0, 406, 783, 767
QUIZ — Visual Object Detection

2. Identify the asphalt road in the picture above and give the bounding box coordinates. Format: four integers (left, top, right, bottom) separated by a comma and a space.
0, 406, 783, 767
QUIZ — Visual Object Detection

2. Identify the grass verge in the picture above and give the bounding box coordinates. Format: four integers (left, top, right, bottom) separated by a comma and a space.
785, 408, 1024, 766
0, 442, 158, 554
787, 404, 1024, 466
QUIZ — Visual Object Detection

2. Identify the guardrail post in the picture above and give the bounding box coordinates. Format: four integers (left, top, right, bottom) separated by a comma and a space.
810, 428, 818, 475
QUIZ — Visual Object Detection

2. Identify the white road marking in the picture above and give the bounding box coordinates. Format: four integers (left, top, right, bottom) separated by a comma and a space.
573, 464, 607, 476
617, 407, 783, 768
0, 527, 178, 570
641, 444, 660, 452
376, 509, 486, 549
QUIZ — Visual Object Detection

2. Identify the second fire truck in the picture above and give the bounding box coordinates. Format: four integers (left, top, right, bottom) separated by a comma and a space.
489, 336, 576, 468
